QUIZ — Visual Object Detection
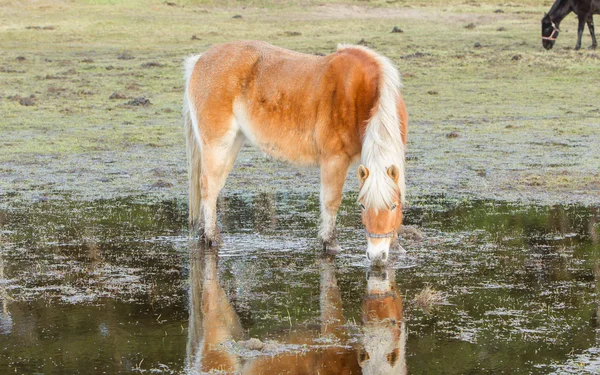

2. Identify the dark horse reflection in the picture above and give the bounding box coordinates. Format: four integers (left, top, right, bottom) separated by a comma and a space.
185, 245, 406, 374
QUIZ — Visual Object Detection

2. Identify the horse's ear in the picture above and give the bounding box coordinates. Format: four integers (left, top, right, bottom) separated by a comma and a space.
387, 165, 400, 183
357, 165, 369, 185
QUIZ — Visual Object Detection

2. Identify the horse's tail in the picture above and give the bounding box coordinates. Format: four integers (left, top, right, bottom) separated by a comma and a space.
184, 54, 203, 233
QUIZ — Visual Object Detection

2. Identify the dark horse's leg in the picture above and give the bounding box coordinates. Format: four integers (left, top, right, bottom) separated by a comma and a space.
588, 16, 598, 49
576, 14, 586, 50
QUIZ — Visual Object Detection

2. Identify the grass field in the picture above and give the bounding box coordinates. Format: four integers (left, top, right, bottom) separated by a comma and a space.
1, 0, 599, 206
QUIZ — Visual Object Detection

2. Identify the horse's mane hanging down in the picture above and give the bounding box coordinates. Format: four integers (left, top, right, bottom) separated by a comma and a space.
341, 44, 406, 209
548, 0, 567, 14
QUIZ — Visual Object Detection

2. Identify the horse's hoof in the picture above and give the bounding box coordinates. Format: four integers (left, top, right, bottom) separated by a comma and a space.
201, 231, 221, 247
207, 237, 221, 247
589, 45, 597, 50
323, 240, 342, 255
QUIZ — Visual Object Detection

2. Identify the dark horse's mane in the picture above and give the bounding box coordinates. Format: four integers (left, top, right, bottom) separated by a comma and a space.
547, 0, 573, 19
548, 0, 567, 14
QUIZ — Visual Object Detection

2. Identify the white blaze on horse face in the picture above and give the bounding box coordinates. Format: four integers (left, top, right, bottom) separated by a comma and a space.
366, 237, 391, 264
358, 164, 403, 264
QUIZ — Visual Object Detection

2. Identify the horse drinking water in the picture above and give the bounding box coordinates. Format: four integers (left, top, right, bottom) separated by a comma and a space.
542, 0, 600, 50
184, 41, 408, 264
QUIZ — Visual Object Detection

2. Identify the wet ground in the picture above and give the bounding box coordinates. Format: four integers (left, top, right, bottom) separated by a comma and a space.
1, 193, 599, 374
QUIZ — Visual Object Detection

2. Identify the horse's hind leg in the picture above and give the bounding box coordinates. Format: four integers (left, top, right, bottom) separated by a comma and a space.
200, 125, 244, 246
588, 16, 597, 49
319, 155, 351, 254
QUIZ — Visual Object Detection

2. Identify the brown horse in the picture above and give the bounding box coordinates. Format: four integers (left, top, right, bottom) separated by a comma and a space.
184, 41, 408, 264
186, 248, 406, 375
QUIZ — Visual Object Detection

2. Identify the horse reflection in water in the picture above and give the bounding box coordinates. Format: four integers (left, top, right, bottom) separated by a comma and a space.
186, 247, 406, 375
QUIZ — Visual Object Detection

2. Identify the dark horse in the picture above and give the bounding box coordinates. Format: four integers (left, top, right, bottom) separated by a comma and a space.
542, 0, 600, 50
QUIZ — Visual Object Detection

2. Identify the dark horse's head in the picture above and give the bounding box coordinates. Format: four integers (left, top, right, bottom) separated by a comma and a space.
542, 13, 560, 50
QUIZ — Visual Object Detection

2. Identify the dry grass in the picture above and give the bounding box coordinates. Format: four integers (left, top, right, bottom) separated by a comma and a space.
413, 285, 444, 314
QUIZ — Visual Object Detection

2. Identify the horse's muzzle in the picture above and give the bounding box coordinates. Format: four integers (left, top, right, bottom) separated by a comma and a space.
366, 238, 391, 265
543, 41, 555, 50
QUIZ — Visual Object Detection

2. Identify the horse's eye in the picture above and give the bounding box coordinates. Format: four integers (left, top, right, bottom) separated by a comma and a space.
391, 204, 397, 211
360, 203, 366, 210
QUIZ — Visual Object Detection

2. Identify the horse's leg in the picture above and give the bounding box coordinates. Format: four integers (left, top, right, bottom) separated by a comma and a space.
319, 155, 350, 253
588, 16, 597, 49
200, 128, 245, 246
320, 255, 346, 339
187, 248, 243, 372
576, 14, 586, 50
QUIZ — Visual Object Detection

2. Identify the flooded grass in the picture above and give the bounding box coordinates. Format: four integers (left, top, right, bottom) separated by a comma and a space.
1, 195, 599, 373
413, 285, 444, 314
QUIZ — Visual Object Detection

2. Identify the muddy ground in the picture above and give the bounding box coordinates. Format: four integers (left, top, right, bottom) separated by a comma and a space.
1, 0, 600, 374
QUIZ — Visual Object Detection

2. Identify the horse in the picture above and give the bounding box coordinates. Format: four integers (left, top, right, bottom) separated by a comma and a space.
542, 0, 600, 50
184, 41, 408, 264
186, 247, 406, 375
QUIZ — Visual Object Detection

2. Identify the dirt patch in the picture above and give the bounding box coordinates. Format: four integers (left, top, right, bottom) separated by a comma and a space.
140, 62, 164, 68
126, 97, 151, 106
117, 52, 134, 60
7, 94, 36, 106
109, 92, 127, 100
25, 25, 55, 30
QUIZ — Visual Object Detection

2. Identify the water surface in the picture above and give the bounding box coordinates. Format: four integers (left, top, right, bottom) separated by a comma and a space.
0, 194, 599, 374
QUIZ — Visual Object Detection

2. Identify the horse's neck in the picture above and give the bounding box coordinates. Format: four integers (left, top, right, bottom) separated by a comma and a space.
550, 0, 572, 23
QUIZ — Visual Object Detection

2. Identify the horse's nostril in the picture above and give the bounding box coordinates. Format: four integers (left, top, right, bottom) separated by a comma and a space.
382, 252, 388, 262
366, 251, 371, 261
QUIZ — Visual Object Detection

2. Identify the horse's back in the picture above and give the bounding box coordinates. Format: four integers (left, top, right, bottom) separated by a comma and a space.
186, 41, 397, 165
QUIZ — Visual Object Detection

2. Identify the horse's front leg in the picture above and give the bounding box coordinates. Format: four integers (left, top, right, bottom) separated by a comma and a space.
319, 155, 351, 254
588, 16, 597, 49
576, 14, 586, 50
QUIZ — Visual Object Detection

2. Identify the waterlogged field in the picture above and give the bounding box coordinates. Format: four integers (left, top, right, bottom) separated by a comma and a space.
1, 197, 600, 373
1, 0, 600, 374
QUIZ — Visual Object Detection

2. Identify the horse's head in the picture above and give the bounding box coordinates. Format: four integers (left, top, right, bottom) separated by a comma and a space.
542, 13, 559, 50
357, 164, 403, 265
357, 267, 406, 375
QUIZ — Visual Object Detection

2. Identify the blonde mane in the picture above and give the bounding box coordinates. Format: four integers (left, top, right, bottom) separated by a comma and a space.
339, 45, 406, 209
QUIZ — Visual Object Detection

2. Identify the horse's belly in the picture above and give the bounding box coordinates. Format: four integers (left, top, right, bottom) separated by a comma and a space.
233, 101, 319, 165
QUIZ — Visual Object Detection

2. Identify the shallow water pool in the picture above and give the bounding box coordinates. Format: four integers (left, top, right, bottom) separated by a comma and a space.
0, 194, 599, 374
